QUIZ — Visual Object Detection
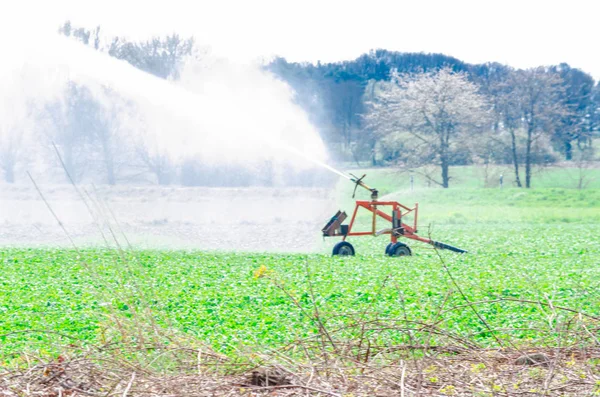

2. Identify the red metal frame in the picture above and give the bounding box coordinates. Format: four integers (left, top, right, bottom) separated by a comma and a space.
341, 200, 433, 245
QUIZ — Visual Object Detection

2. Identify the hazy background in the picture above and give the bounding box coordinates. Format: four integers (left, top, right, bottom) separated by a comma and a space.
0, 0, 598, 250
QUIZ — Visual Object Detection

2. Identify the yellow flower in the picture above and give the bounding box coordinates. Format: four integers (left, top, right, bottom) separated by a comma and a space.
254, 265, 268, 279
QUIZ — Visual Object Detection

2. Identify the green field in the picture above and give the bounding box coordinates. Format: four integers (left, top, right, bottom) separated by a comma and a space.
2, 166, 600, 364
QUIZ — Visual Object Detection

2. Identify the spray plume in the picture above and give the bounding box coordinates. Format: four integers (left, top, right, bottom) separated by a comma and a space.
0, 28, 346, 251
0, 31, 342, 182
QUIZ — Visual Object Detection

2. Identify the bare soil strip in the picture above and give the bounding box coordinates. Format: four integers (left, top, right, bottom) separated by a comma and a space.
0, 185, 335, 252
2, 347, 599, 396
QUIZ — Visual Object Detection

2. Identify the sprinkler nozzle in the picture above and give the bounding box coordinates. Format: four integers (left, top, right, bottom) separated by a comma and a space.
349, 173, 378, 200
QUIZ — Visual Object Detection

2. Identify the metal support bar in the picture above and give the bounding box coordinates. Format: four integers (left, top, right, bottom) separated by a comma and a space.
325, 198, 466, 254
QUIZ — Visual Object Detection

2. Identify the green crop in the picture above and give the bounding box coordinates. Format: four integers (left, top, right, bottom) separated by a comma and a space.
1, 223, 599, 361
1, 180, 600, 363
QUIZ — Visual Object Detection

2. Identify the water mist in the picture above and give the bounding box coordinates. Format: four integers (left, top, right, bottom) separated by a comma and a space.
0, 30, 340, 251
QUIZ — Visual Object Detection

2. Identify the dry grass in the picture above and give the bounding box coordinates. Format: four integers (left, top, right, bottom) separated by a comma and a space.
2, 344, 600, 396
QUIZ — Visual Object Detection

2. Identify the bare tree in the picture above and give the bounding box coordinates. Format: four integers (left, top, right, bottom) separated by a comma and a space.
136, 148, 173, 185
512, 68, 567, 188
492, 79, 526, 187
0, 91, 35, 183
551, 64, 595, 160
0, 127, 22, 183
44, 83, 98, 182
325, 79, 365, 163
572, 146, 597, 190
90, 89, 137, 185
365, 67, 488, 188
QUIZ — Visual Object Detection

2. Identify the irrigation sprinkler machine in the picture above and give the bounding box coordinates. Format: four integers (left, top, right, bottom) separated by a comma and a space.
322, 174, 467, 256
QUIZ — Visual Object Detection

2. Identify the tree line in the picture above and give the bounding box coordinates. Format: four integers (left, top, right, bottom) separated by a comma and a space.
1, 23, 598, 188
269, 51, 599, 188
0, 21, 198, 185
0, 21, 330, 188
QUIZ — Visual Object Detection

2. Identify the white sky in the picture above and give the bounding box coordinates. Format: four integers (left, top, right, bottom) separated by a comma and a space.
3, 0, 599, 79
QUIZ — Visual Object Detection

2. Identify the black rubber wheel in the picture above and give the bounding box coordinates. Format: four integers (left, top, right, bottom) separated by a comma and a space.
388, 242, 412, 257
385, 242, 393, 255
332, 241, 355, 256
